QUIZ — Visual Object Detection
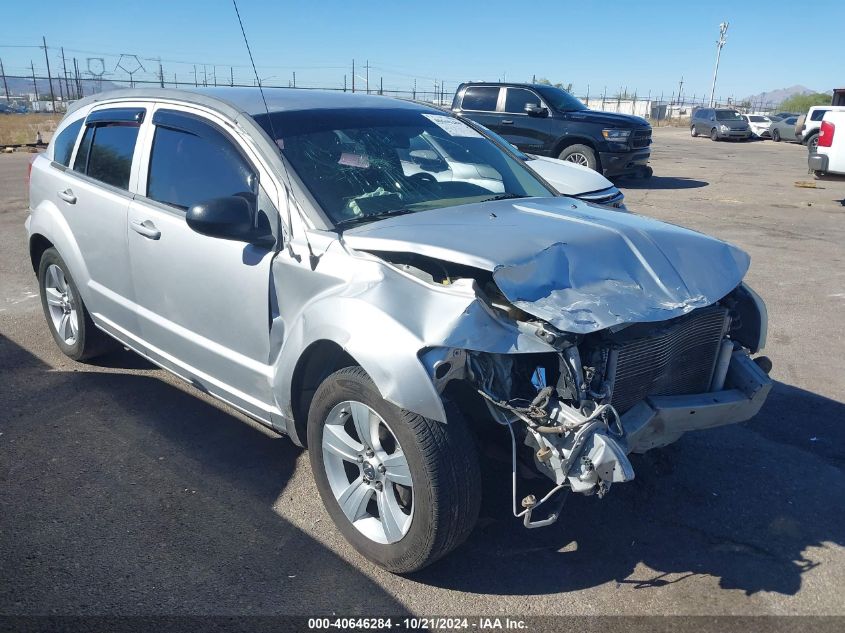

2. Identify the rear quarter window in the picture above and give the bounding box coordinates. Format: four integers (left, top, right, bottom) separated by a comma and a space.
460, 87, 499, 112
51, 119, 83, 167
811, 109, 829, 121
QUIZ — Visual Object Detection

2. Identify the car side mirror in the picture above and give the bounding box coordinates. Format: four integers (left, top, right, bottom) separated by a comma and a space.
524, 104, 548, 117
186, 195, 272, 245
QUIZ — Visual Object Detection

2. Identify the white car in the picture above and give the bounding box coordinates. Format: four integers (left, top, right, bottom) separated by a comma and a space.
809, 110, 845, 176
798, 105, 845, 153
468, 124, 626, 209
742, 114, 773, 139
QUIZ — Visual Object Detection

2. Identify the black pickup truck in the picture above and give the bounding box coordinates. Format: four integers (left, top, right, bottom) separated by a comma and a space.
451, 82, 652, 178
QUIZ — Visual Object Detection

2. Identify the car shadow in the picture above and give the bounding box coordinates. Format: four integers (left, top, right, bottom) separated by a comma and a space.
616, 176, 708, 190
0, 334, 407, 615
412, 380, 845, 597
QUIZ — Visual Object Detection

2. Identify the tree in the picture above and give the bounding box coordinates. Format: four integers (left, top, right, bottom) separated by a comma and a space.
535, 77, 570, 91
779, 92, 831, 113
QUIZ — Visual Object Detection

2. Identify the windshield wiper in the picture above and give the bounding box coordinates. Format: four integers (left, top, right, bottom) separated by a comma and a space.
335, 208, 417, 229
481, 193, 528, 202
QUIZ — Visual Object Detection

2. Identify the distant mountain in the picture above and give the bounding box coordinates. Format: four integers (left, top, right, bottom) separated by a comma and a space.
742, 85, 822, 106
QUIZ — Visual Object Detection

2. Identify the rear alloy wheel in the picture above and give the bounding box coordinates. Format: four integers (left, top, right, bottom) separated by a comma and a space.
710, 128, 719, 141
690, 125, 698, 137
37, 248, 114, 361
559, 144, 598, 171
772, 129, 781, 142
307, 367, 481, 573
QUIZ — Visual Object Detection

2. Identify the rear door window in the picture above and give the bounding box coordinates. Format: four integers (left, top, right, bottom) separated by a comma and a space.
52, 119, 83, 167
460, 87, 500, 112
72, 109, 143, 190
811, 109, 829, 121
146, 111, 255, 211
504, 88, 542, 113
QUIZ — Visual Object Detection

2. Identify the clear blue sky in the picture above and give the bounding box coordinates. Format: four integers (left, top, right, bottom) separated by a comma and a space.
1, 0, 843, 99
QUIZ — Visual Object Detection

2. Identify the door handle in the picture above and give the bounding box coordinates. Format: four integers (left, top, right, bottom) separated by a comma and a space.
501, 120, 514, 125
57, 189, 76, 204
130, 219, 161, 240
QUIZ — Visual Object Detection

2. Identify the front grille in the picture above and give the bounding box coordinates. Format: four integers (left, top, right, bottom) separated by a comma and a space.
610, 306, 729, 413
631, 129, 652, 148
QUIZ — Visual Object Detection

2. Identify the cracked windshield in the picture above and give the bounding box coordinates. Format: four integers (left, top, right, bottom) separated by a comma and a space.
255, 109, 552, 227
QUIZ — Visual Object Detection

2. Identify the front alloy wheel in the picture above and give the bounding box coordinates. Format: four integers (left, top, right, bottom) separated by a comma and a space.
322, 401, 413, 544
308, 366, 481, 573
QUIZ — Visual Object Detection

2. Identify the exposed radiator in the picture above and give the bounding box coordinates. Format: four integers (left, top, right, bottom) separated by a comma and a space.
609, 306, 730, 413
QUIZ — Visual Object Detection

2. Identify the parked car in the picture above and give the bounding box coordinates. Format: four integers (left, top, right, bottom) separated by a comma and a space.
770, 112, 800, 121
769, 115, 800, 142
468, 124, 626, 209
797, 106, 845, 152
809, 111, 845, 176
742, 114, 773, 138
691, 108, 752, 141
451, 82, 653, 178
28, 87, 772, 573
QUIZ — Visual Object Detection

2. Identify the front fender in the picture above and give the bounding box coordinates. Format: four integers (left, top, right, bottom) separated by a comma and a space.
270, 239, 555, 426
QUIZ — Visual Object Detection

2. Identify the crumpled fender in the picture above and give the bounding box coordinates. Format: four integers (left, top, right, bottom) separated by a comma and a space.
269, 238, 555, 425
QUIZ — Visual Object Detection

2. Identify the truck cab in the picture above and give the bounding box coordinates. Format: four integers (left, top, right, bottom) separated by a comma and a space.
451, 82, 652, 178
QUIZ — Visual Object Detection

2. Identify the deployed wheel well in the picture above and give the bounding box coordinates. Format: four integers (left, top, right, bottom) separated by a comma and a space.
29, 234, 54, 273
290, 340, 356, 447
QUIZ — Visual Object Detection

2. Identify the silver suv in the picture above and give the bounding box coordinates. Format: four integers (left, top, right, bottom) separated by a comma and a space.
27, 88, 772, 573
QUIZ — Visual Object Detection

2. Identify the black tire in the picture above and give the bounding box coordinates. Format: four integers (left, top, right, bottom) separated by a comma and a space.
806, 134, 819, 154
558, 144, 599, 171
37, 247, 114, 361
690, 125, 698, 138
307, 366, 481, 573
772, 129, 781, 142
710, 128, 719, 141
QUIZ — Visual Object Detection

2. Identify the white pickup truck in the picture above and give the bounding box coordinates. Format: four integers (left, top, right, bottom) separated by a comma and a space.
809, 110, 845, 176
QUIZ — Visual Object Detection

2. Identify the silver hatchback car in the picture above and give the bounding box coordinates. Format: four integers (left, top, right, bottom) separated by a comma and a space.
28, 88, 772, 572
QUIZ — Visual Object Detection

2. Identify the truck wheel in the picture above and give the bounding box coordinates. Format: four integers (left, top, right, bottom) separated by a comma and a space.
772, 129, 781, 142
690, 125, 698, 137
710, 128, 719, 141
807, 134, 819, 154
37, 248, 115, 361
559, 144, 598, 171
307, 366, 481, 573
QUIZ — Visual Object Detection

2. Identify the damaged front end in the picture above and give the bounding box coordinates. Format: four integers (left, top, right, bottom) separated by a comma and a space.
344, 198, 772, 529
420, 291, 772, 528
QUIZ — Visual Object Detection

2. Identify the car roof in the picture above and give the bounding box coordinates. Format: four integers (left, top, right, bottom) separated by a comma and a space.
66, 86, 431, 118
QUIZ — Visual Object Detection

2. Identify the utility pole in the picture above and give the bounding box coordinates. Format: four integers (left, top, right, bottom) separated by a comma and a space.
379, 76, 382, 95
365, 60, 369, 94
61, 48, 71, 100
532, 74, 536, 84
158, 60, 165, 88
677, 76, 684, 105
351, 59, 355, 93
213, 65, 217, 87
31, 61, 39, 102
73, 58, 82, 98
174, 72, 178, 88
203, 65, 208, 87
193, 65, 198, 87
343, 74, 347, 92
292, 71, 296, 88
709, 22, 729, 108
230, 66, 234, 87
41, 36, 56, 112
0, 58, 9, 104
413, 78, 416, 100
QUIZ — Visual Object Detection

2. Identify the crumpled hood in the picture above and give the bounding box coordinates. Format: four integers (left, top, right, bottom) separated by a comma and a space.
342, 197, 750, 334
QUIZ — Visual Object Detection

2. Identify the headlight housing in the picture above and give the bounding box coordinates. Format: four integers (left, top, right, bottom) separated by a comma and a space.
602, 129, 631, 143
720, 124, 730, 132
